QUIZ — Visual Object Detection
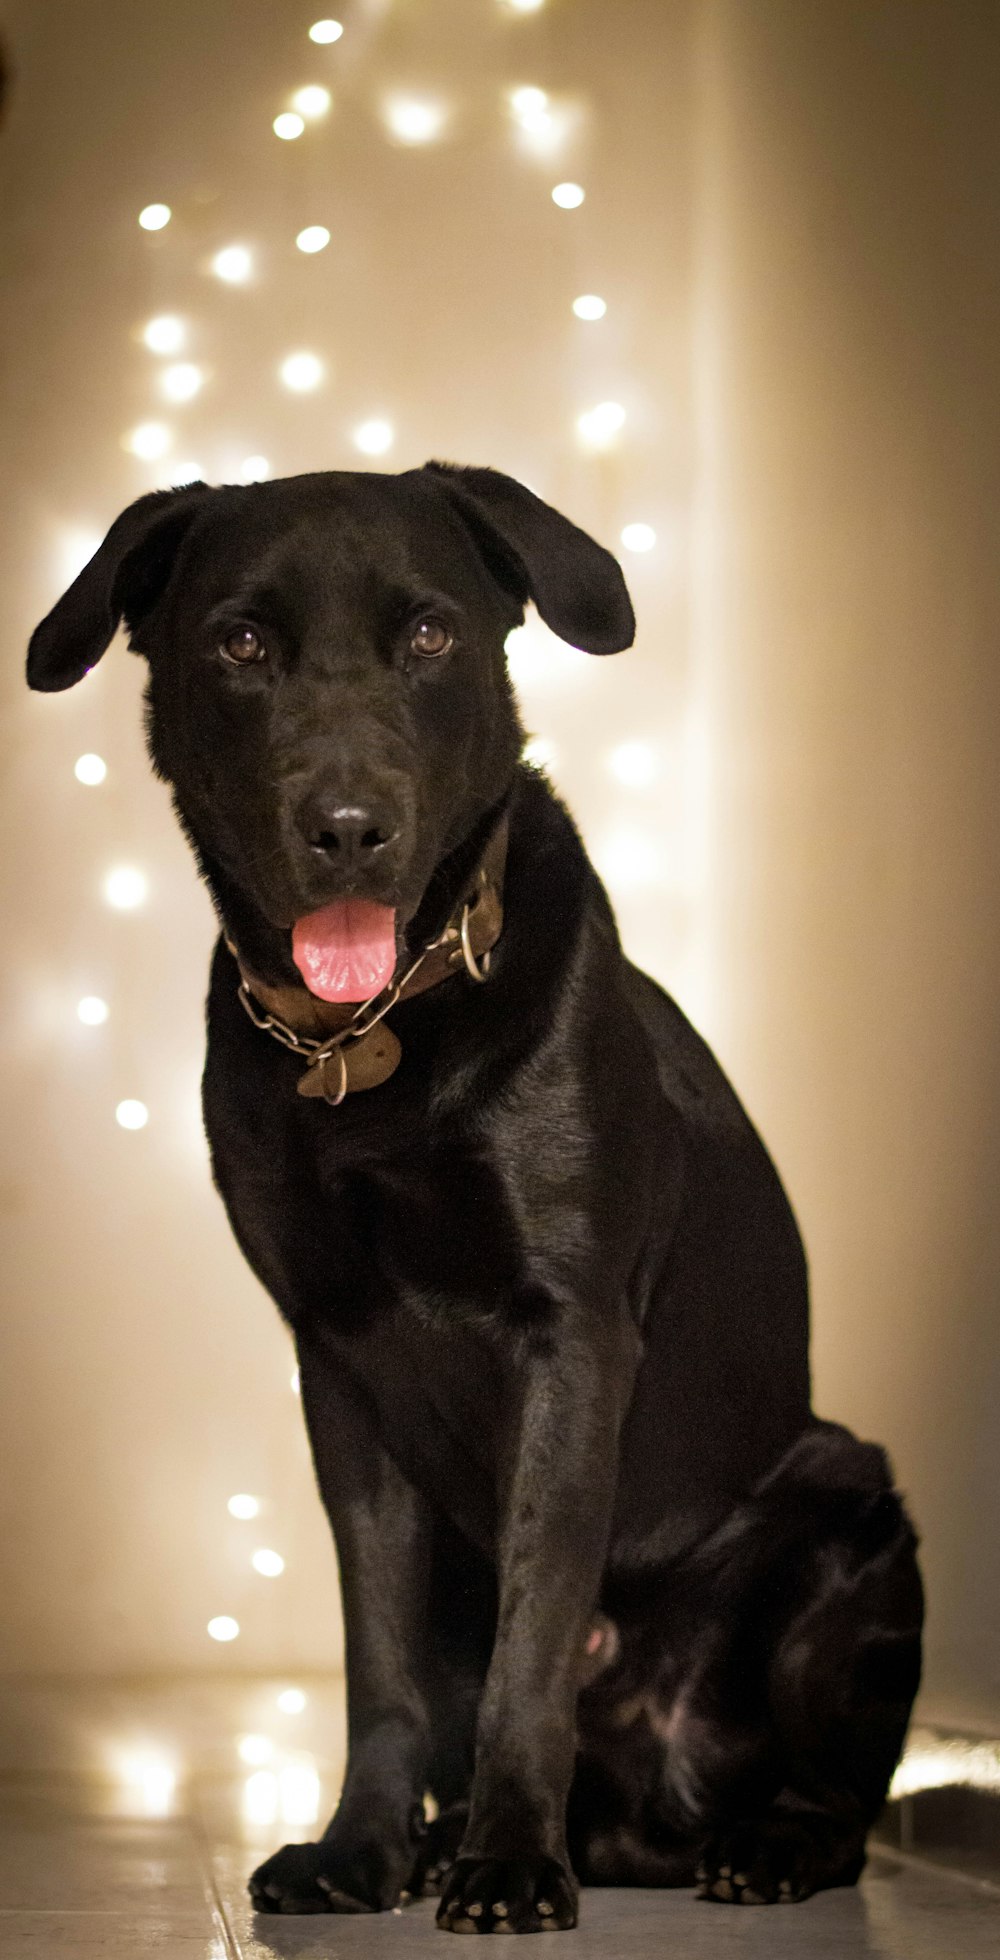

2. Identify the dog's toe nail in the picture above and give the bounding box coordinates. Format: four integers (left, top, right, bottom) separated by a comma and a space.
468, 1902, 483, 1918
742, 1886, 765, 1904
537, 1899, 554, 1916
493, 1901, 508, 1917
712, 1878, 734, 1900
732, 1871, 748, 1887
718, 1863, 732, 1878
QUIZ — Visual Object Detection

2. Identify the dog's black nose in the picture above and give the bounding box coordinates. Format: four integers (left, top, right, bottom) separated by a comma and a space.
298, 798, 400, 867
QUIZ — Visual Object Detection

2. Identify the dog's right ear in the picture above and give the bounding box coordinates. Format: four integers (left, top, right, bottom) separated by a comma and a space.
26, 483, 213, 692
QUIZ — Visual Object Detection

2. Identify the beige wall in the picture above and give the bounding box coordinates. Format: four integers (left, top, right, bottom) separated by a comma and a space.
0, 0, 996, 1725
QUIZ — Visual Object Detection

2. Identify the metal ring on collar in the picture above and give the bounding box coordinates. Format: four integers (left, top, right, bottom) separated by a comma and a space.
460, 903, 491, 982
318, 1046, 349, 1106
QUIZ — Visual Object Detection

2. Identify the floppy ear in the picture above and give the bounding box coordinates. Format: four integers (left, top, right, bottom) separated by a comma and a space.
421, 461, 635, 655
26, 483, 212, 692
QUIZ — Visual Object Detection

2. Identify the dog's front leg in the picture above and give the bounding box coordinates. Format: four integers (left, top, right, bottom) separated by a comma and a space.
249, 1329, 432, 1915
437, 1327, 627, 1936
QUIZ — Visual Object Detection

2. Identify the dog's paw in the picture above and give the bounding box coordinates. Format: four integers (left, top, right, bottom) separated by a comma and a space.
436, 1854, 578, 1934
249, 1839, 387, 1914
695, 1817, 865, 1905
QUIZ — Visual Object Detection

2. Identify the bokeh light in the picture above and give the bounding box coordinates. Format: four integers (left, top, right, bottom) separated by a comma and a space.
138, 203, 171, 231
160, 363, 203, 403
352, 418, 394, 456
308, 19, 343, 44
238, 1734, 273, 1766
74, 753, 107, 785
252, 1548, 285, 1578
207, 1616, 240, 1643
211, 245, 253, 284
277, 1688, 307, 1714
124, 422, 172, 460
551, 181, 584, 208
142, 314, 185, 354
296, 225, 330, 254
273, 112, 305, 141
576, 400, 626, 449
239, 456, 271, 482
292, 85, 331, 120
227, 1493, 260, 1519
279, 351, 325, 392
621, 522, 657, 553
104, 866, 148, 910
382, 96, 447, 144
116, 1100, 149, 1131
572, 294, 607, 320
77, 996, 109, 1026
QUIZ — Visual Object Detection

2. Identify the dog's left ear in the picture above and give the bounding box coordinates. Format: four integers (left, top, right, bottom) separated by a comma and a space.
421, 462, 635, 655
26, 482, 213, 692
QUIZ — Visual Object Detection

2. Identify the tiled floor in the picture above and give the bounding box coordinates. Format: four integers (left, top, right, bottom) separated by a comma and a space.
0, 1682, 996, 1958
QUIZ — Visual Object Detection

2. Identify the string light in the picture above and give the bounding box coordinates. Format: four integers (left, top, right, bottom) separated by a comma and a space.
124, 422, 172, 460
211, 245, 253, 284
572, 294, 606, 320
279, 351, 324, 392
523, 735, 557, 769
207, 1616, 240, 1642
296, 225, 330, 254
277, 1688, 307, 1714
227, 1493, 260, 1519
138, 203, 171, 231
238, 1735, 273, 1766
352, 418, 394, 456
77, 996, 109, 1026
273, 112, 305, 141
143, 314, 185, 354
382, 96, 447, 144
551, 182, 584, 208
116, 1100, 149, 1131
104, 866, 148, 910
239, 456, 271, 482
621, 523, 656, 553
252, 1548, 285, 1577
292, 85, 331, 119
74, 753, 107, 785
608, 740, 658, 787
165, 461, 203, 487
576, 400, 626, 449
309, 19, 344, 43
160, 363, 203, 403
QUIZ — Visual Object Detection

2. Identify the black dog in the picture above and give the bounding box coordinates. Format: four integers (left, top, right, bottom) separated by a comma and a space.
28, 464, 922, 1932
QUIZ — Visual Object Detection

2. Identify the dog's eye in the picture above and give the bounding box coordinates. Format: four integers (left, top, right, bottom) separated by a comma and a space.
410, 618, 453, 659
220, 627, 266, 665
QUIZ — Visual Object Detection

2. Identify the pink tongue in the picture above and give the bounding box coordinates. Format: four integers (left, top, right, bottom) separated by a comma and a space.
292, 898, 398, 1003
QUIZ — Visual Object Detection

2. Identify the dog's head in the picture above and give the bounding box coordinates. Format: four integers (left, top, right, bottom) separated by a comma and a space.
28, 465, 634, 998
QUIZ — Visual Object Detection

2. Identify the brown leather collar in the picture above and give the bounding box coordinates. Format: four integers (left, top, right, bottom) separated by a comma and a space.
225, 814, 509, 1103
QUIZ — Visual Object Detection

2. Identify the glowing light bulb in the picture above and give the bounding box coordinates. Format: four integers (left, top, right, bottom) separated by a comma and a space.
522, 735, 557, 770
252, 1548, 285, 1578
124, 422, 172, 460
296, 225, 330, 254
239, 456, 270, 482
207, 1616, 240, 1643
165, 461, 203, 487
621, 523, 656, 554
212, 244, 253, 284
279, 351, 324, 392
572, 294, 606, 321
238, 1734, 273, 1766
77, 996, 109, 1026
576, 400, 626, 450
143, 314, 185, 354
309, 19, 343, 43
352, 418, 394, 456
243, 1770, 278, 1823
227, 1493, 260, 1519
551, 182, 584, 209
383, 96, 447, 144
160, 363, 203, 403
608, 741, 658, 788
116, 1100, 149, 1131
104, 866, 148, 910
273, 112, 305, 141
292, 85, 331, 119
279, 1762, 320, 1826
74, 753, 106, 785
138, 203, 171, 231
277, 1688, 307, 1714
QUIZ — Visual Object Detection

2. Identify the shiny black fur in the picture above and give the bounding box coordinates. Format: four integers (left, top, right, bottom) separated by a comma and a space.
27, 465, 922, 1932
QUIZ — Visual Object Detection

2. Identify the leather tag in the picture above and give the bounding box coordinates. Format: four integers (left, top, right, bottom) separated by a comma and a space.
296, 1023, 402, 1100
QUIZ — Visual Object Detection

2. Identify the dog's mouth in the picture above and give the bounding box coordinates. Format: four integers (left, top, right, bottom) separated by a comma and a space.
291, 897, 399, 1004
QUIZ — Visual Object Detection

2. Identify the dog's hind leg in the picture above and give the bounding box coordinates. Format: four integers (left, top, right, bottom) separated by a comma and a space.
571, 1428, 923, 1904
